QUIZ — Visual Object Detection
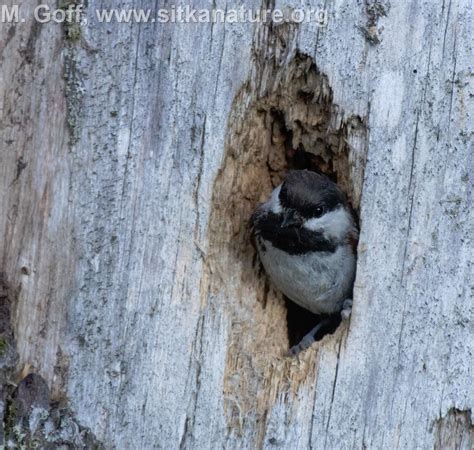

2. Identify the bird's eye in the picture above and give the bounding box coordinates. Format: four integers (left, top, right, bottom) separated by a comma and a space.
313, 206, 325, 218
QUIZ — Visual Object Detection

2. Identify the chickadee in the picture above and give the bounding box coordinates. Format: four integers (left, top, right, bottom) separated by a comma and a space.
251, 170, 358, 354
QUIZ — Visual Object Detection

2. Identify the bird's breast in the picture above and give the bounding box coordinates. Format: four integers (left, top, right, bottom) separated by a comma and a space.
257, 238, 355, 314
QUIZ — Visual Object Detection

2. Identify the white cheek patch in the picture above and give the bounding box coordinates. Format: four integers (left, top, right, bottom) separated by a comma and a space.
268, 184, 283, 214
303, 206, 354, 240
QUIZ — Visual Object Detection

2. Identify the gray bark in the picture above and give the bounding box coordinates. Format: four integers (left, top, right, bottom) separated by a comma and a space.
0, 0, 473, 449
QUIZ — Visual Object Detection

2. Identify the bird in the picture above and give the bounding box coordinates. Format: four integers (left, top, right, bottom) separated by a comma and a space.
250, 170, 358, 355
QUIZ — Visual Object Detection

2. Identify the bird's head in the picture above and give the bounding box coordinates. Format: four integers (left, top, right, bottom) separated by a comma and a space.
266, 170, 356, 243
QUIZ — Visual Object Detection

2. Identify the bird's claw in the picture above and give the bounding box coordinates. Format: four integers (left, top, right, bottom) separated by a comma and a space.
341, 299, 353, 321
287, 322, 324, 356
289, 334, 315, 356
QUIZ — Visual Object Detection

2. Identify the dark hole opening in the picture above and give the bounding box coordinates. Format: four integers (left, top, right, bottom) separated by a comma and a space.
285, 299, 342, 347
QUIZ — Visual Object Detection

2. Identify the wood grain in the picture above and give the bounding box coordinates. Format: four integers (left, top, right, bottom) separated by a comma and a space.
0, 0, 472, 448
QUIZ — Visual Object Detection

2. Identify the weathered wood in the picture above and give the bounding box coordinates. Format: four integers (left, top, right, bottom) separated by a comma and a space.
0, 0, 472, 448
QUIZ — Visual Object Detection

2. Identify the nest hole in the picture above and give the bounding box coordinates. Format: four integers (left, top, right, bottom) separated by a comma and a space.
211, 52, 365, 356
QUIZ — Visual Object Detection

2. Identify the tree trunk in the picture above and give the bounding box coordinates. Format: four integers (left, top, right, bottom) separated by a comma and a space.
1, 1, 472, 448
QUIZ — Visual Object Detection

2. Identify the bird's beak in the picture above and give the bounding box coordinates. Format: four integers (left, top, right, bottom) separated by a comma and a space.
281, 211, 301, 228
